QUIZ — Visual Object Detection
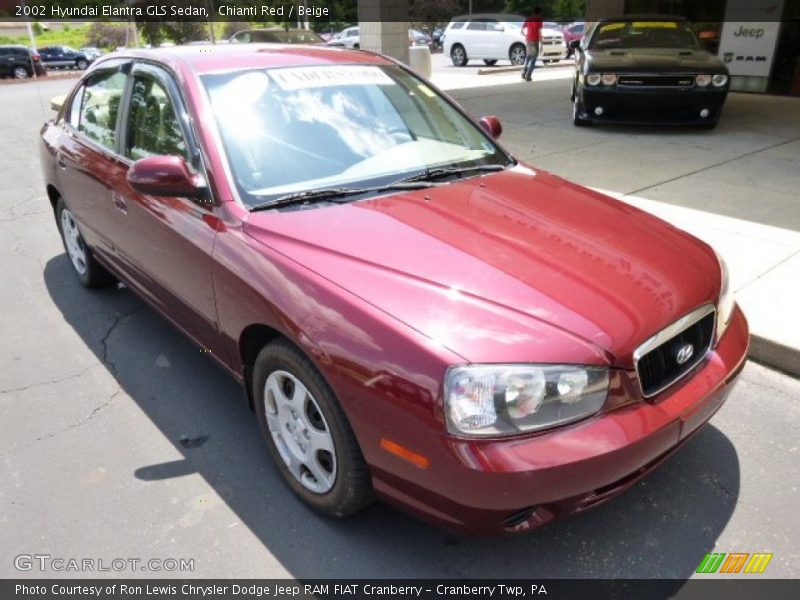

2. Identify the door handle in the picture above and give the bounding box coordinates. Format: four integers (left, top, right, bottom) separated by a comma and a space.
112, 192, 128, 215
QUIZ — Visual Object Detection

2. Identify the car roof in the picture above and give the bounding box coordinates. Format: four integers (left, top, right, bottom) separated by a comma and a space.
597, 14, 688, 22
450, 13, 524, 22
0, 44, 30, 49
93, 44, 393, 76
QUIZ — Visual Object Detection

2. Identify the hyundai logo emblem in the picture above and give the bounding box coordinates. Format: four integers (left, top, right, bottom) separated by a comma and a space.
676, 344, 694, 365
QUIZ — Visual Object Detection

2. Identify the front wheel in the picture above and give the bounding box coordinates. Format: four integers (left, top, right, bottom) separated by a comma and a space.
450, 44, 467, 67
572, 93, 591, 127
55, 198, 115, 287
509, 43, 526, 66
13, 66, 29, 80
76, 59, 88, 70
253, 339, 373, 518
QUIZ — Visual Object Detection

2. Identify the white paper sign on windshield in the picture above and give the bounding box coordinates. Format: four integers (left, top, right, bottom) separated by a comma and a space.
270, 65, 394, 90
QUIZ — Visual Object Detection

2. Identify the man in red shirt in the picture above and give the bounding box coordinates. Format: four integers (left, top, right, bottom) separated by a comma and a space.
522, 6, 543, 81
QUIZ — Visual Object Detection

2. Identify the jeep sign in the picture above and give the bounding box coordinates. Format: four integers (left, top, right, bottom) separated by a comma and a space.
718, 0, 783, 78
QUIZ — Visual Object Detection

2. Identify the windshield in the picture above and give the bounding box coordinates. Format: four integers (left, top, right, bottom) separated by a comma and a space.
202, 65, 510, 207
589, 21, 701, 50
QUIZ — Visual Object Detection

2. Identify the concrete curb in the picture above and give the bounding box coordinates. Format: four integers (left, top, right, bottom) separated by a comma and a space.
748, 335, 800, 378
477, 65, 522, 75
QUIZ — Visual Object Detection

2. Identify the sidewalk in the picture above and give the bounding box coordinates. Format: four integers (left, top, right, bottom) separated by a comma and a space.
441, 74, 800, 376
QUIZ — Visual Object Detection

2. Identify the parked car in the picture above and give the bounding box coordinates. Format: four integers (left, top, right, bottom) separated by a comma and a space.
409, 29, 432, 47
39, 46, 92, 70
41, 44, 748, 534
327, 26, 360, 49
563, 21, 585, 57
0, 44, 46, 79
571, 16, 730, 127
327, 27, 434, 51
79, 47, 104, 61
230, 28, 325, 45
443, 13, 567, 67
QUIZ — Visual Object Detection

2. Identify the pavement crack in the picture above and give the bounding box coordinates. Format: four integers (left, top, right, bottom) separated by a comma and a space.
0, 365, 97, 396
100, 306, 145, 378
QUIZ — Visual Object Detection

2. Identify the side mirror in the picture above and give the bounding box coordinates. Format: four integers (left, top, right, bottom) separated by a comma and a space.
569, 39, 582, 50
50, 94, 66, 112
479, 116, 503, 139
127, 155, 206, 198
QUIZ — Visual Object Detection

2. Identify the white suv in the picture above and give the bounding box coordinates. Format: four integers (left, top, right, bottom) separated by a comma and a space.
327, 26, 360, 49
443, 13, 566, 67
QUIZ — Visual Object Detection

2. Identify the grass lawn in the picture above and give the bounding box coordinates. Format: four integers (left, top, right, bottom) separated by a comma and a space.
0, 25, 89, 49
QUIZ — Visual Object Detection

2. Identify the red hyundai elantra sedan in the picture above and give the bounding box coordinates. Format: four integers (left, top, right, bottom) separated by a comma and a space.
40, 44, 748, 534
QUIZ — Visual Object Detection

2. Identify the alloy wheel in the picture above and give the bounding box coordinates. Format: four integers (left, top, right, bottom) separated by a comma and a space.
60, 209, 87, 275
13, 67, 28, 80
263, 370, 337, 494
510, 45, 526, 66
451, 45, 466, 66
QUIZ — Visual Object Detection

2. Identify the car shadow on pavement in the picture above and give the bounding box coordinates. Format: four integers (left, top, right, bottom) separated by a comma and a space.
44, 254, 740, 582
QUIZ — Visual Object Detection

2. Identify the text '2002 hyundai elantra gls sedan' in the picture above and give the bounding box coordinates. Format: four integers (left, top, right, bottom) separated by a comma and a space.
40, 44, 748, 534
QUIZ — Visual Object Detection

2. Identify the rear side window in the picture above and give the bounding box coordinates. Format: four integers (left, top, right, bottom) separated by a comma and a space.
467, 22, 486, 31
449, 22, 465, 30
125, 75, 188, 161
78, 71, 127, 151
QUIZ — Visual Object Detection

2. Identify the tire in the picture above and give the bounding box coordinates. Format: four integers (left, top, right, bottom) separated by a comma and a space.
353, 43, 360, 50
698, 119, 719, 130
483, 59, 498, 66
55, 198, 115, 287
253, 339, 373, 518
76, 59, 88, 70
13, 66, 29, 80
572, 93, 591, 127
509, 43, 526, 66
450, 44, 467, 67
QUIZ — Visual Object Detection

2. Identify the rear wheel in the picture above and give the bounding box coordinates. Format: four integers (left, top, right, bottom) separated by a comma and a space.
483, 59, 498, 66
509, 43, 526, 66
13, 66, 29, 80
55, 198, 115, 287
450, 44, 467, 67
253, 339, 373, 517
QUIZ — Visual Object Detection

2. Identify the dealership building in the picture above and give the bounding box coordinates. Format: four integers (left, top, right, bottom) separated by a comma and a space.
358, 0, 799, 96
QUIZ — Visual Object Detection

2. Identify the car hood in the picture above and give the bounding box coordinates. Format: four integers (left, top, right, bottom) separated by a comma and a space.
586, 48, 726, 73
243, 166, 720, 367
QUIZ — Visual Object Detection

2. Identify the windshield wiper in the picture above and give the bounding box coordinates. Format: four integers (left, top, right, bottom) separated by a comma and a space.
398, 163, 508, 184
249, 181, 440, 212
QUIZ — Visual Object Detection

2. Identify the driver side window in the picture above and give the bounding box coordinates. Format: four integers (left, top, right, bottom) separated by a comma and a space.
125, 75, 188, 162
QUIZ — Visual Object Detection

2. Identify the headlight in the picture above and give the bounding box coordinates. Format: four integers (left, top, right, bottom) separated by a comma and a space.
712, 74, 728, 87
695, 74, 712, 87
601, 73, 617, 85
444, 365, 609, 437
585, 73, 602, 86
716, 252, 735, 341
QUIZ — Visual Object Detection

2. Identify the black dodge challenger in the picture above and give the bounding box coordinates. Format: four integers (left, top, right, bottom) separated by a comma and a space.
570, 17, 730, 128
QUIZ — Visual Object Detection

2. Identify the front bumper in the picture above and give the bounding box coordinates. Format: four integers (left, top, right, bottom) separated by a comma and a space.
577, 84, 729, 125
372, 305, 749, 535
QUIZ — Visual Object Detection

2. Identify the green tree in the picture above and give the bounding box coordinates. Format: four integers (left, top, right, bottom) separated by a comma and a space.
86, 22, 129, 50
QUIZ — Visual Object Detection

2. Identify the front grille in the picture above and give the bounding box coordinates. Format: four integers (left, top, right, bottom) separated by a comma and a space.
635, 305, 716, 398
618, 75, 695, 88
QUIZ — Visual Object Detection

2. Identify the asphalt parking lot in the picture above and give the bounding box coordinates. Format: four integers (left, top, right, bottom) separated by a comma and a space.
1, 74, 799, 580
